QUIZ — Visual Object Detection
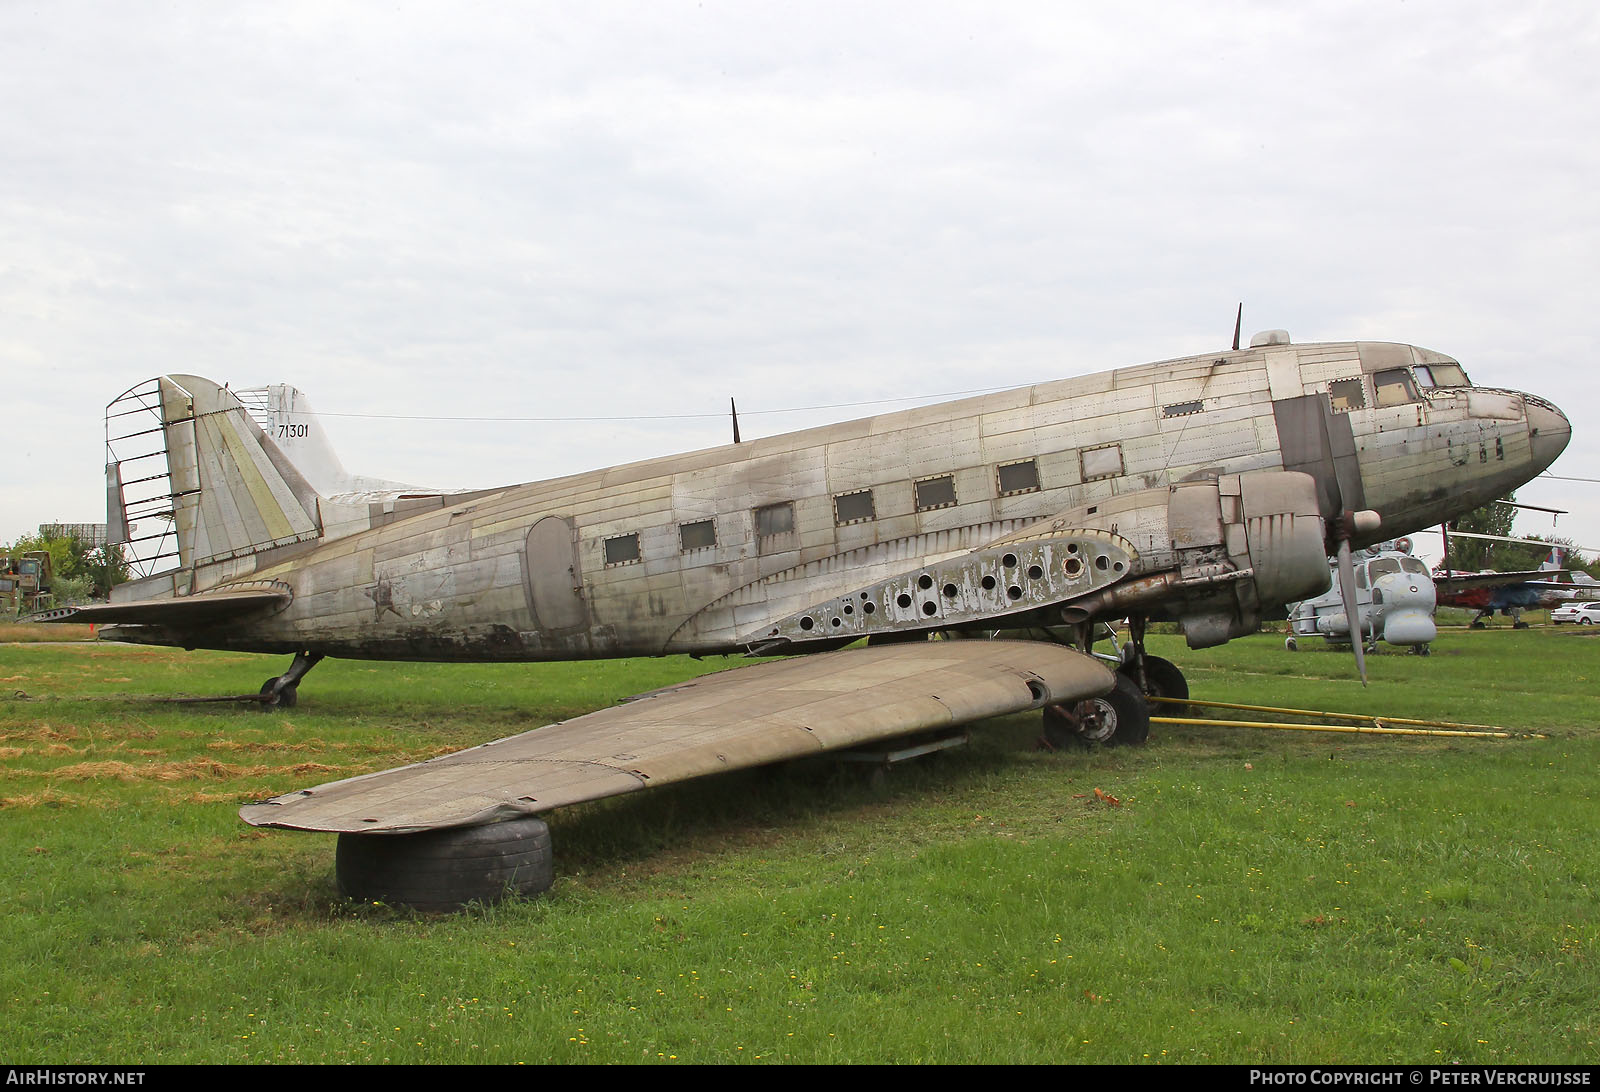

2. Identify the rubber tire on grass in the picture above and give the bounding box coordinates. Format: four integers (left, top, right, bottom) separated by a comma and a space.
1043, 673, 1151, 749
259, 680, 297, 709
336, 817, 554, 912
1119, 655, 1189, 718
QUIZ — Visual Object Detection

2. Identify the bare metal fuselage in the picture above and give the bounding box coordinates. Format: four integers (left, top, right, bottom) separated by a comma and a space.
102, 339, 1569, 662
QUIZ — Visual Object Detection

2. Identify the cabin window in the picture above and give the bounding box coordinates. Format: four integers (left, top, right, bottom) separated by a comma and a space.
1080, 445, 1123, 481
1162, 400, 1203, 418
996, 459, 1040, 496
604, 532, 641, 566
754, 502, 794, 537
833, 489, 875, 525
914, 474, 957, 511
754, 502, 797, 555
1374, 369, 1419, 408
1329, 378, 1366, 413
679, 519, 716, 551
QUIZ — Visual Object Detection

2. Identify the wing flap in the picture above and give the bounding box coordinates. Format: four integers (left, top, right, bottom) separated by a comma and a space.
239, 639, 1114, 834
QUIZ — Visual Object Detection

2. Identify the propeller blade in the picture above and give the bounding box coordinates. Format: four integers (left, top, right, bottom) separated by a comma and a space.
1335, 535, 1368, 686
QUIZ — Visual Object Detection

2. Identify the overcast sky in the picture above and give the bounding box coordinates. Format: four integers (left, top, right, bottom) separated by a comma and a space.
4, 0, 1597, 564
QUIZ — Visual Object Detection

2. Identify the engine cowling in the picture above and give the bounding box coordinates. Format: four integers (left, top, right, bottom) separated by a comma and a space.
1168, 471, 1331, 648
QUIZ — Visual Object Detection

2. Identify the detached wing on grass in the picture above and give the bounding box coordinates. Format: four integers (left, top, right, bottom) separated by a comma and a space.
239, 640, 1113, 835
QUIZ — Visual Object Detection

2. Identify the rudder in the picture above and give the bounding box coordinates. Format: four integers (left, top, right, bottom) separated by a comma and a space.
106, 375, 324, 575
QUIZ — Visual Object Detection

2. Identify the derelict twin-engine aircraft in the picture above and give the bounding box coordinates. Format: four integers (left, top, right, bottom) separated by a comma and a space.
36, 330, 1570, 908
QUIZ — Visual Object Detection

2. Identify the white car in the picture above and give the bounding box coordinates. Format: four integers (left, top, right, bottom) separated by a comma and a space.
1550, 601, 1600, 625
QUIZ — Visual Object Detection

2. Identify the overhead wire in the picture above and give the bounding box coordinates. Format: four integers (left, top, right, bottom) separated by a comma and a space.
310, 383, 1025, 424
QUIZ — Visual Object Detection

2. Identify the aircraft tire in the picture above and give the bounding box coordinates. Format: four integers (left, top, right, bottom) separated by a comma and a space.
258, 680, 297, 710
335, 817, 555, 912
1120, 656, 1189, 719
1043, 674, 1150, 749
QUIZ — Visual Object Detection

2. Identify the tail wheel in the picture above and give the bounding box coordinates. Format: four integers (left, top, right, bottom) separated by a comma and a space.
259, 679, 297, 709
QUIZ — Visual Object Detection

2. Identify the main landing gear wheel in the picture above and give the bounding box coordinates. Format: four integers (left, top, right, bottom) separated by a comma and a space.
1120, 655, 1189, 719
1042, 674, 1150, 749
335, 816, 555, 913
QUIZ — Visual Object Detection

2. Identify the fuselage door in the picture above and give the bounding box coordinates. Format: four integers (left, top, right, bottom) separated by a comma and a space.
524, 515, 589, 635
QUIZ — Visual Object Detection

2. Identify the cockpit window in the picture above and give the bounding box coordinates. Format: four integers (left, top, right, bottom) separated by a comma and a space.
1415, 363, 1470, 388
1400, 557, 1428, 575
1368, 557, 1401, 581
1374, 369, 1419, 408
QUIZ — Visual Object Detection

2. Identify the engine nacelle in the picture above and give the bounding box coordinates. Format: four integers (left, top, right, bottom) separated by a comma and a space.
1168, 471, 1330, 648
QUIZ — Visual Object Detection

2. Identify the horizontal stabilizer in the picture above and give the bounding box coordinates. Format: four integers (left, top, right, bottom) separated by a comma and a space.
240, 640, 1113, 834
31, 583, 291, 626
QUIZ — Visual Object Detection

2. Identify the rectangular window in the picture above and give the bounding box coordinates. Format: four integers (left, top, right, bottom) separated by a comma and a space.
996, 459, 1040, 496
1416, 364, 1470, 388
1374, 369, 1418, 408
833, 489, 875, 525
1329, 377, 1366, 413
754, 502, 794, 537
1080, 445, 1123, 481
604, 532, 641, 565
1162, 400, 1203, 418
914, 474, 957, 511
679, 519, 716, 551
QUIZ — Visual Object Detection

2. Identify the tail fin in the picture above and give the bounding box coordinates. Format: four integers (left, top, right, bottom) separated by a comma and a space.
233, 383, 433, 500
106, 376, 324, 575
1542, 546, 1566, 571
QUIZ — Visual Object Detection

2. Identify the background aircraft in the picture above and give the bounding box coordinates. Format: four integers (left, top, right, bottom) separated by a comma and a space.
1432, 533, 1598, 627
32, 332, 1570, 907
1285, 538, 1436, 654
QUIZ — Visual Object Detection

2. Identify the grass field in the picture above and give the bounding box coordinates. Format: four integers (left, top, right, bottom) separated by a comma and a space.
2, 625, 1597, 1064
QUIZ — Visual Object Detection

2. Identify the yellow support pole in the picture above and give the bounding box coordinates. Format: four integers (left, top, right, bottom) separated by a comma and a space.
1149, 716, 1516, 739
1149, 695, 1511, 733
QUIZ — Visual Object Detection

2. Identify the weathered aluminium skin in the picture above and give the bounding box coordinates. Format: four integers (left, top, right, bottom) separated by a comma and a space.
89, 335, 1570, 663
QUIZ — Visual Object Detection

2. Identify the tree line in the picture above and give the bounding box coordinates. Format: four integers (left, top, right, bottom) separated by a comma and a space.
1442, 493, 1600, 578
2, 525, 131, 605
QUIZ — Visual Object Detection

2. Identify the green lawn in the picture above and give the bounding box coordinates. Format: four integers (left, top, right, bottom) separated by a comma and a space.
2, 627, 1596, 1063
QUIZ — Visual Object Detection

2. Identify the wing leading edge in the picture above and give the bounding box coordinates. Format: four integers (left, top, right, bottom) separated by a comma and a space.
239, 639, 1114, 835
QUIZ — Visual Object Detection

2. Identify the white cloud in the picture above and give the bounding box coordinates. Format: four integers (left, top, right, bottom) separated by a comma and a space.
2, 0, 1596, 553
